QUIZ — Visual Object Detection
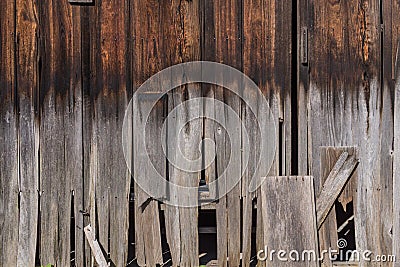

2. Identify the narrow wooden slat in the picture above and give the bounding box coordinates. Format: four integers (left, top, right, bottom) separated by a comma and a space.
316, 150, 358, 229
261, 176, 319, 267
162, 1, 201, 266
0, 1, 18, 265
202, 1, 242, 266
84, 225, 108, 267
84, 0, 131, 265
15, 0, 39, 265
38, 1, 81, 265
393, 33, 400, 267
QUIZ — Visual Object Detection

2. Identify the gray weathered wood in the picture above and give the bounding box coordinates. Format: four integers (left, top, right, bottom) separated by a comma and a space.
15, 0, 39, 265
84, 225, 108, 267
393, 37, 400, 267
261, 176, 319, 267
316, 151, 358, 229
0, 0, 19, 265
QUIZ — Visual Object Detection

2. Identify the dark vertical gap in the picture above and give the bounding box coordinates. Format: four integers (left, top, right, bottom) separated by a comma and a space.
127, 183, 136, 265
198, 210, 217, 265
70, 191, 76, 266
291, 0, 299, 175
250, 200, 257, 267
335, 200, 356, 261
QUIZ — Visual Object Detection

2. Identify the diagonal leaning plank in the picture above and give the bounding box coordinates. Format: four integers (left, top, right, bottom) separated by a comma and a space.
84, 225, 108, 267
316, 151, 359, 229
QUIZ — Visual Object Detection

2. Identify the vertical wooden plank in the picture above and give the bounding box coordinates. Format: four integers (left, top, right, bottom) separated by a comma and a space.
242, 0, 291, 265
203, 1, 242, 266
261, 176, 319, 267
15, 0, 39, 265
84, 0, 131, 265
307, 0, 391, 265
81, 5, 94, 266
69, 6, 84, 267
131, 1, 165, 265
394, 40, 400, 267
38, 1, 82, 265
0, 1, 19, 265
161, 1, 202, 266
297, 0, 310, 176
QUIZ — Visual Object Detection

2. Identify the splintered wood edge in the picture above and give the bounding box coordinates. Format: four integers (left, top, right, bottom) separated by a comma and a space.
84, 225, 108, 267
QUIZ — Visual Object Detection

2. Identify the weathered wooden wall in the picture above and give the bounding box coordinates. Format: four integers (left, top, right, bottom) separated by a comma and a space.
0, 0, 398, 266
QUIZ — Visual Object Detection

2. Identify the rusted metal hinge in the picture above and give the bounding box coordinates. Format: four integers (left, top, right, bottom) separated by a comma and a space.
300, 26, 308, 65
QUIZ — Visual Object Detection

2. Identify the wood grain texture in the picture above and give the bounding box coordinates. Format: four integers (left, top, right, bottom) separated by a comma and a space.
84, 225, 108, 267
161, 1, 202, 266
38, 1, 82, 265
242, 0, 292, 265
0, 1, 19, 265
130, 1, 166, 265
15, 0, 39, 266
202, 0, 242, 266
393, 32, 400, 267
84, 0, 131, 265
318, 147, 358, 267
304, 0, 393, 265
261, 176, 319, 267
317, 150, 358, 229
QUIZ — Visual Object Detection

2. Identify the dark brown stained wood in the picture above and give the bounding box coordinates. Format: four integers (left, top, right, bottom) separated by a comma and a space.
0, 1, 18, 265
393, 31, 400, 267
261, 176, 319, 267
131, 1, 166, 265
152, 1, 201, 266
15, 0, 39, 266
38, 1, 82, 265
317, 149, 358, 229
306, 0, 392, 264
84, 0, 131, 265
318, 147, 358, 267
202, 1, 242, 266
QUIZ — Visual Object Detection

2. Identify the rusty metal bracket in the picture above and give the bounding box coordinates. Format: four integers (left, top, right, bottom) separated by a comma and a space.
300, 26, 308, 65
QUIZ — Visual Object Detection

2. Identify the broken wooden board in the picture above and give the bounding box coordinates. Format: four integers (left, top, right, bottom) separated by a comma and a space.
317, 150, 359, 229
261, 176, 319, 267
318, 147, 358, 267
84, 225, 108, 267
